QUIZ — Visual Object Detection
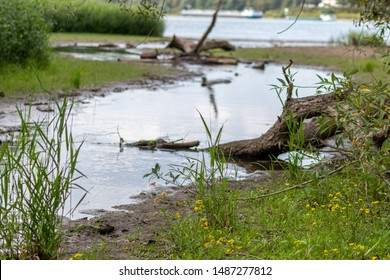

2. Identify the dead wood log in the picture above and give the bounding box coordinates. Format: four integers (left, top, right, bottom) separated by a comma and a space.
167, 35, 235, 55
219, 92, 345, 160
158, 140, 200, 150
124, 139, 200, 150
167, 36, 194, 54
141, 49, 158, 59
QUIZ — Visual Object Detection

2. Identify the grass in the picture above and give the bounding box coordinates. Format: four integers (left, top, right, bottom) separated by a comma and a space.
50, 32, 165, 45
0, 53, 174, 97
0, 98, 85, 259
105, 164, 390, 260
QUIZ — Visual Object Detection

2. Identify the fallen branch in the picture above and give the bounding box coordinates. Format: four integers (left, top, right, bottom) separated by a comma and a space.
123, 138, 200, 151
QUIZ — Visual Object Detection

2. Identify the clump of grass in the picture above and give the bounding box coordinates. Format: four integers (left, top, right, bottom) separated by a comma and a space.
0, 97, 85, 259
145, 111, 238, 230
331, 30, 385, 47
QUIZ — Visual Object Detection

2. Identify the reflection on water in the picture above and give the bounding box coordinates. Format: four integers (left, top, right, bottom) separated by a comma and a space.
65, 63, 332, 219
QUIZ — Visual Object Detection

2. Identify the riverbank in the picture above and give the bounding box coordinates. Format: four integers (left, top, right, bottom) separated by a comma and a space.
1, 38, 389, 260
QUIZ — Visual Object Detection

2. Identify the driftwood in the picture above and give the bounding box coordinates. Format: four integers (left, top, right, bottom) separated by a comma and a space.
167, 35, 235, 54
176, 54, 238, 65
219, 92, 344, 160
124, 138, 200, 151
140, 49, 158, 59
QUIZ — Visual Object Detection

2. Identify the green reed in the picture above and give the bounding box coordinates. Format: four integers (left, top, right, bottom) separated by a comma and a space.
145, 111, 238, 230
0, 97, 85, 259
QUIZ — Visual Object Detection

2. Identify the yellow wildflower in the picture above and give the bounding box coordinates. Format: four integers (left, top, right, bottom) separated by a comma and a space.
357, 244, 365, 251
154, 197, 159, 204
176, 212, 181, 219
371, 256, 378, 260
160, 192, 167, 197
332, 248, 339, 253
225, 248, 234, 255
69, 253, 82, 260
306, 204, 311, 209
216, 237, 226, 245
371, 201, 380, 205
360, 88, 371, 93
365, 208, 370, 214
324, 249, 329, 256
294, 240, 303, 246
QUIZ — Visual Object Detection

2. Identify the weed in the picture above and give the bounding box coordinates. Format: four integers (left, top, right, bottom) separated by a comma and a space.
145, 111, 238, 230
0, 97, 86, 259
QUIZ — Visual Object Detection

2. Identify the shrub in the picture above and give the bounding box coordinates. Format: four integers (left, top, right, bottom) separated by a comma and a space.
331, 30, 385, 47
46, 0, 164, 36
0, 0, 50, 66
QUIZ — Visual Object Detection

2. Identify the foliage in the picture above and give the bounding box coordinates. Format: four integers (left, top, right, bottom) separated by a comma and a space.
317, 73, 390, 200
46, 0, 164, 36
0, 0, 50, 66
0, 98, 85, 259
331, 30, 385, 47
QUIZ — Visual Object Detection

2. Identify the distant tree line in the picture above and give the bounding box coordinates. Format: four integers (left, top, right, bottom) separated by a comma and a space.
163, 0, 340, 12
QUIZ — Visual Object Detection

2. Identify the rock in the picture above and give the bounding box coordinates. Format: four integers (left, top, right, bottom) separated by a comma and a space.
97, 224, 115, 235
141, 49, 159, 59
252, 62, 266, 70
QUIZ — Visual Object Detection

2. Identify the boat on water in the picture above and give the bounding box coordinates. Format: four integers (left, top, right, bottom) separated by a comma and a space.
319, 14, 337, 21
180, 8, 263, 19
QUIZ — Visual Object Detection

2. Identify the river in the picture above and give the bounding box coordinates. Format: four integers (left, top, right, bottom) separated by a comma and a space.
163, 16, 362, 47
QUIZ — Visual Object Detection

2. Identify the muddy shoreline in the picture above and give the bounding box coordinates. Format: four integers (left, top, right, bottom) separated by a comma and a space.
59, 170, 277, 260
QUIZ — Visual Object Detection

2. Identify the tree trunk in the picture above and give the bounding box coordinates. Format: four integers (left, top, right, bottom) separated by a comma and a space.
219, 92, 346, 160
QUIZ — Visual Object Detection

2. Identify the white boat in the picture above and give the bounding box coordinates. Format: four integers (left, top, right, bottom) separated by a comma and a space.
180, 8, 263, 19
320, 14, 336, 21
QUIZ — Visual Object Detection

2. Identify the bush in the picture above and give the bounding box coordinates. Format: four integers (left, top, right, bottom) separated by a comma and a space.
0, 0, 50, 66
331, 30, 385, 47
47, 1, 164, 36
